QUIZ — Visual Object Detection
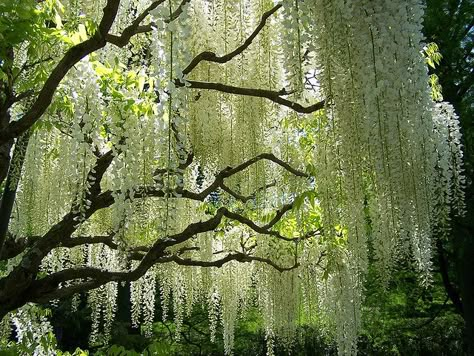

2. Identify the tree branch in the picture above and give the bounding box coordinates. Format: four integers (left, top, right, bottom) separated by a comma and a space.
60, 235, 117, 249
105, 0, 166, 47
11, 90, 35, 104
0, 0, 121, 146
86, 148, 116, 197
26, 209, 227, 302
161, 251, 299, 273
181, 80, 325, 114
0, 235, 33, 260
106, 0, 191, 47
5, 146, 117, 277
0, 132, 30, 256
28, 232, 299, 303
24, 186, 318, 303
436, 238, 464, 315
153, 151, 194, 178
17, 152, 302, 269
221, 152, 308, 178
166, 0, 192, 22
182, 4, 282, 75
456, 67, 474, 97
218, 180, 276, 203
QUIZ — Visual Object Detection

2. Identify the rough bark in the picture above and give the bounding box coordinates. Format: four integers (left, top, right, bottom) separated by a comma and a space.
0, 141, 12, 187
0, 132, 30, 256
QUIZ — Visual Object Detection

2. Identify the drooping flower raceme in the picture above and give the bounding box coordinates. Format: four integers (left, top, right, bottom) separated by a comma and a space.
310, 0, 465, 279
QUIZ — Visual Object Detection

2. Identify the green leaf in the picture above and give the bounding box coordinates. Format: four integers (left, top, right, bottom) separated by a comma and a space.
138, 74, 146, 92
78, 23, 87, 41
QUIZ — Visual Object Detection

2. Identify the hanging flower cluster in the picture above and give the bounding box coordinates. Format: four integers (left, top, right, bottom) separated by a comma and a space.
300, 1, 466, 351
185, 0, 282, 189
431, 102, 466, 236
130, 223, 326, 356
131, 265, 157, 337
87, 244, 120, 345
310, 0, 465, 281
10, 305, 56, 355
280, 0, 304, 95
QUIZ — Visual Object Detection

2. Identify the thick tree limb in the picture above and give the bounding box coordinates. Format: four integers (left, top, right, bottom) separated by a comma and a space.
0, 0, 121, 146
60, 235, 117, 249
0, 47, 15, 186
181, 80, 325, 114
85, 149, 116, 197
27, 200, 315, 303
0, 132, 30, 256
0, 147, 116, 261
28, 233, 299, 304
28, 250, 299, 303
0, 141, 12, 187
5, 144, 117, 274
6, 152, 303, 270
23, 186, 316, 302
0, 236, 33, 260
0, 234, 149, 261
26, 209, 227, 302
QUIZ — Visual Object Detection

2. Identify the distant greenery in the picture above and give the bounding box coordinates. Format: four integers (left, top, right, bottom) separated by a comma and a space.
31, 272, 460, 356
0, 271, 464, 355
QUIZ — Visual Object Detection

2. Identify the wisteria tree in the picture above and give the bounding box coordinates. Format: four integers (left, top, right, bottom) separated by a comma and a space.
0, 0, 466, 354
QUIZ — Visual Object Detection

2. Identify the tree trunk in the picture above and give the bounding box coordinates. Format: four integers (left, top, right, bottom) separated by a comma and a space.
454, 209, 474, 355
0, 141, 12, 186
450, 161, 474, 355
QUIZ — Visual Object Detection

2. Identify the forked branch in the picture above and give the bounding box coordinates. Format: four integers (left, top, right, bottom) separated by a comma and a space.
106, 0, 191, 47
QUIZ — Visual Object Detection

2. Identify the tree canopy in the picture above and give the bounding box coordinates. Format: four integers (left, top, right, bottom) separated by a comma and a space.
0, 0, 467, 355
